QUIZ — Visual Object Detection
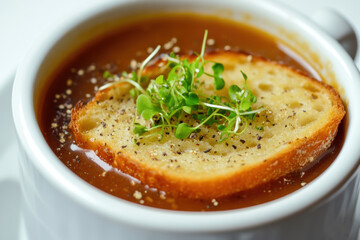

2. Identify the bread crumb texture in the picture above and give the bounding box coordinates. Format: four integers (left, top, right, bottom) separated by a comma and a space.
70, 52, 345, 199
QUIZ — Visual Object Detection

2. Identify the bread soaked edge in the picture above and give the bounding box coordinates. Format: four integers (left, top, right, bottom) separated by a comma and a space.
70, 51, 345, 199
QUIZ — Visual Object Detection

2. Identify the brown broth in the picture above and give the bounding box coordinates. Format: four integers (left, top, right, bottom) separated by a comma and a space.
38, 14, 345, 211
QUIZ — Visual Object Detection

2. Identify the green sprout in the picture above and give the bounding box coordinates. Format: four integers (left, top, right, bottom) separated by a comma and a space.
100, 30, 265, 142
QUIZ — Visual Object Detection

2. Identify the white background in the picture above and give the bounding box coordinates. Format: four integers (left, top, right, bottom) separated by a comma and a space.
0, 0, 359, 239
0, 0, 359, 83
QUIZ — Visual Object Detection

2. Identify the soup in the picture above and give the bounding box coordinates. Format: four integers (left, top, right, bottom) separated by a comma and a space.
38, 13, 344, 211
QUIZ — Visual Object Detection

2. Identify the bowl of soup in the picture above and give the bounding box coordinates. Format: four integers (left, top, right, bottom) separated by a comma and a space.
12, 0, 360, 239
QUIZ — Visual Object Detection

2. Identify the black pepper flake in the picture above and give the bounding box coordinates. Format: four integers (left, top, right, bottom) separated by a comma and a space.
162, 152, 167, 156
136, 142, 140, 146
212, 134, 215, 138
257, 136, 262, 140
240, 139, 245, 144
225, 143, 229, 146
257, 144, 261, 149
232, 145, 237, 149
199, 135, 204, 141
121, 145, 127, 148
176, 151, 182, 155
203, 149, 211, 153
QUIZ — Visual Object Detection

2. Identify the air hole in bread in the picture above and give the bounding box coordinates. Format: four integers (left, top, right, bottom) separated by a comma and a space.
223, 64, 235, 71
258, 83, 273, 92
304, 84, 319, 93
283, 86, 292, 92
314, 104, 324, 112
78, 117, 101, 132
263, 131, 273, 139
246, 141, 257, 148
311, 94, 318, 99
267, 70, 275, 75
299, 116, 316, 127
289, 101, 302, 109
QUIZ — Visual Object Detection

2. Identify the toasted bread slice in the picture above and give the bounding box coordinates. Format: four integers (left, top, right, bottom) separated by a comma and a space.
70, 51, 345, 199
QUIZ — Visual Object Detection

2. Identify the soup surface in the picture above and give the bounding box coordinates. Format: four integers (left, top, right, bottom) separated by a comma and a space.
38, 14, 344, 211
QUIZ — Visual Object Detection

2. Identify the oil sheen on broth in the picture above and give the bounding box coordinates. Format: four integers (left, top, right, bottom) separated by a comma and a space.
38, 14, 344, 211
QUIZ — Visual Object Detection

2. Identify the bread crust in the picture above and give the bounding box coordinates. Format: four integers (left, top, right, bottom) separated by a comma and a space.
70, 52, 345, 199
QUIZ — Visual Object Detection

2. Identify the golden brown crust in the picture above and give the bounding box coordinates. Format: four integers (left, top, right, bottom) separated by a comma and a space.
70, 52, 345, 199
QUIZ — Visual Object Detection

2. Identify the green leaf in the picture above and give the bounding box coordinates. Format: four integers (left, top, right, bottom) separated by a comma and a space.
175, 123, 194, 139
133, 124, 147, 135
185, 92, 199, 106
251, 95, 257, 103
142, 109, 158, 120
240, 70, 248, 81
182, 106, 192, 114
182, 59, 190, 68
140, 76, 149, 83
136, 94, 160, 120
155, 75, 164, 84
136, 94, 153, 114
228, 112, 236, 118
183, 70, 192, 90
217, 124, 226, 131
204, 117, 216, 126
240, 101, 251, 111
214, 76, 225, 90
245, 112, 256, 120
229, 85, 241, 102
159, 87, 170, 100
146, 81, 157, 95
131, 71, 138, 81
212, 62, 224, 74
103, 70, 111, 79
129, 88, 136, 98
167, 68, 179, 86
212, 63, 225, 90
193, 114, 205, 121
196, 64, 204, 78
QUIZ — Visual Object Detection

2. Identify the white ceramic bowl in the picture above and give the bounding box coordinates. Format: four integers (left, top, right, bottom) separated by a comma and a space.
12, 0, 360, 239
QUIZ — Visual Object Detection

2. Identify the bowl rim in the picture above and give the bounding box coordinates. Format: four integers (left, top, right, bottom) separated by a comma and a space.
12, 0, 360, 232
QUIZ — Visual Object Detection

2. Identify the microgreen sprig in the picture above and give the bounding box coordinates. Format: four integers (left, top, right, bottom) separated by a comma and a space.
100, 30, 264, 142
